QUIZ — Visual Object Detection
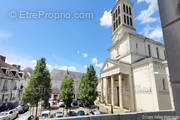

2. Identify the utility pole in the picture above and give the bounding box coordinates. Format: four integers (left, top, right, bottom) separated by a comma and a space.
158, 0, 180, 116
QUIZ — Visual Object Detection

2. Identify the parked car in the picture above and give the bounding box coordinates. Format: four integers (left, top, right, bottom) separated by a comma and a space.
77, 100, 83, 107
67, 111, 77, 117
71, 100, 78, 107
58, 100, 65, 107
16, 104, 29, 114
77, 110, 85, 116
49, 99, 56, 106
83, 102, 90, 107
0, 103, 6, 112
53, 112, 63, 118
39, 111, 50, 119
19, 115, 35, 120
0, 109, 18, 120
4, 103, 14, 111
88, 110, 101, 115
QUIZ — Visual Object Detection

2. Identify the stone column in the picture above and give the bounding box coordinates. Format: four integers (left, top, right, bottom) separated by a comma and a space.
105, 77, 108, 104
158, 0, 180, 115
101, 78, 103, 101
119, 74, 123, 108
129, 74, 136, 111
111, 76, 115, 106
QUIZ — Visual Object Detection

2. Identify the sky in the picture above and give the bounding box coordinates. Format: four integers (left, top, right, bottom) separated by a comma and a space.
0, 0, 163, 74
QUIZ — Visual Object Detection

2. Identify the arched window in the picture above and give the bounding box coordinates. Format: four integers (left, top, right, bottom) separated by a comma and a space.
123, 4, 126, 12
124, 15, 126, 24
116, 20, 118, 28
148, 44, 151, 57
113, 13, 115, 21
115, 10, 118, 18
126, 6, 129, 14
156, 47, 160, 59
113, 23, 116, 31
118, 6, 120, 14
127, 16, 129, 25
130, 17, 133, 26
118, 16, 121, 25
129, 7, 132, 15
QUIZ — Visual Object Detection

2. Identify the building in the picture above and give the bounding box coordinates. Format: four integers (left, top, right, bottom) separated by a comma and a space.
50, 69, 83, 100
100, 0, 174, 112
0, 55, 29, 103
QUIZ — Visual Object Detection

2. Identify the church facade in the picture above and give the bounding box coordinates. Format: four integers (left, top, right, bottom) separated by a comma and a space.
100, 0, 174, 112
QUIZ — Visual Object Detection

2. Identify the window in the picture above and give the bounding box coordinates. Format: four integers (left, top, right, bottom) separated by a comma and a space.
126, 6, 129, 14
136, 43, 138, 49
115, 10, 117, 18
124, 15, 126, 24
127, 16, 129, 25
118, 6, 120, 14
156, 47, 160, 59
123, 4, 125, 12
130, 17, 133, 26
148, 45, 151, 57
118, 16, 121, 25
113, 23, 116, 31
129, 7, 132, 15
116, 20, 118, 28
113, 13, 115, 21
162, 79, 166, 90
11, 71, 16, 76
2, 68, 7, 74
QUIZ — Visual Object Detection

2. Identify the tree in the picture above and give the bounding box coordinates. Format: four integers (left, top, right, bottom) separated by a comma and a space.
78, 65, 98, 105
21, 58, 51, 118
59, 76, 74, 108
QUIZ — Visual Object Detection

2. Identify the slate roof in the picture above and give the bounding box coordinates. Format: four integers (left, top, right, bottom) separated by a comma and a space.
51, 69, 83, 81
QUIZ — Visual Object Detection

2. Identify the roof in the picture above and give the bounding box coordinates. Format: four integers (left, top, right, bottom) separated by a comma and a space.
0, 56, 21, 78
51, 69, 83, 81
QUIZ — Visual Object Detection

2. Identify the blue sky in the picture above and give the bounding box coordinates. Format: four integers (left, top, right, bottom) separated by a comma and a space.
0, 0, 163, 74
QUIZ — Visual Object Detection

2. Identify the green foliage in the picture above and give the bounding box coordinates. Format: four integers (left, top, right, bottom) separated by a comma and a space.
59, 76, 74, 107
2, 117, 10, 120
78, 65, 98, 105
22, 58, 51, 108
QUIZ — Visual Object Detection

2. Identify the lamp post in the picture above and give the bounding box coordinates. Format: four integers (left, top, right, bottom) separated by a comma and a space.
158, 0, 180, 115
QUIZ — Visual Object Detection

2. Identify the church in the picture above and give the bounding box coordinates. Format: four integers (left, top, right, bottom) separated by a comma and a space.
100, 0, 174, 112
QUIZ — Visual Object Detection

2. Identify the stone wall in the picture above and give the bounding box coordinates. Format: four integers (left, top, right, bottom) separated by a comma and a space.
52, 111, 179, 120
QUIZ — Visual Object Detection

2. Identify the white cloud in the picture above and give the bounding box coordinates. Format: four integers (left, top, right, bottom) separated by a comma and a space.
92, 58, 103, 68
0, 31, 11, 39
92, 58, 98, 64
82, 53, 88, 58
147, 26, 163, 40
141, 25, 163, 42
100, 10, 112, 27
136, 0, 158, 24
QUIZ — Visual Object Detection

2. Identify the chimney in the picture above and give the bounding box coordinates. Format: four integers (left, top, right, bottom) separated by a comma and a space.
0, 55, 6, 62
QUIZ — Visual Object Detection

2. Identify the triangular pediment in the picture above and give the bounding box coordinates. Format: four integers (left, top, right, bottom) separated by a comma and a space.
100, 59, 118, 73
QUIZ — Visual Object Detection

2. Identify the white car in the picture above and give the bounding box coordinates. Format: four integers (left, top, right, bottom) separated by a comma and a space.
58, 100, 65, 107
54, 112, 63, 118
39, 111, 50, 120
0, 109, 18, 120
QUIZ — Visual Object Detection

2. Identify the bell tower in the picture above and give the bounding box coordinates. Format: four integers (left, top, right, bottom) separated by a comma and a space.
112, 0, 136, 45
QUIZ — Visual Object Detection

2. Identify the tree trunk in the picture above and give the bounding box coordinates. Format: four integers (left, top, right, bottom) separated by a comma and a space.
35, 103, 38, 119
